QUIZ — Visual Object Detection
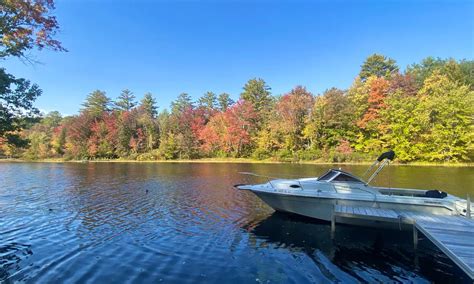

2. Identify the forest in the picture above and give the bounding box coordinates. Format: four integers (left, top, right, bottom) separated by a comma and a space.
1, 55, 472, 163
0, 1, 472, 164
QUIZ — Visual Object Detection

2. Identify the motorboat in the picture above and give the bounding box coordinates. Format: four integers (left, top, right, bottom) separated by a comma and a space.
235, 151, 472, 229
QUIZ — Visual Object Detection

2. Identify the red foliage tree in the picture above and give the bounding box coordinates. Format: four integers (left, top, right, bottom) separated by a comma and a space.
103, 112, 118, 144
1, 0, 67, 58
357, 77, 389, 129
198, 116, 223, 154
276, 86, 314, 133
129, 127, 145, 153
64, 113, 93, 158
199, 100, 257, 156
389, 73, 418, 97
87, 112, 118, 158
336, 139, 353, 155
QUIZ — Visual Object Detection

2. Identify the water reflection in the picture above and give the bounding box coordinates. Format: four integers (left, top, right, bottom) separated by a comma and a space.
0, 162, 472, 283
245, 212, 471, 283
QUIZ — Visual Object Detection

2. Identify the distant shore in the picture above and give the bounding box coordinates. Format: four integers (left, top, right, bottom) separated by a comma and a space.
1, 158, 472, 167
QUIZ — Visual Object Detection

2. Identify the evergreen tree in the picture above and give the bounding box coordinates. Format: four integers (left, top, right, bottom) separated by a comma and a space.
171, 93, 193, 114
42, 111, 62, 127
240, 78, 272, 134
217, 93, 234, 111
82, 90, 111, 117
157, 109, 170, 140
138, 93, 159, 151
198, 91, 217, 111
116, 110, 135, 156
240, 78, 272, 114
140, 92, 158, 118
459, 59, 474, 88
359, 54, 398, 81
115, 89, 137, 111
198, 91, 218, 121
407, 57, 474, 89
11, 56, 474, 163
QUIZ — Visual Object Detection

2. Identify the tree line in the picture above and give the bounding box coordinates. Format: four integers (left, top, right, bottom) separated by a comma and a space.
1, 54, 472, 163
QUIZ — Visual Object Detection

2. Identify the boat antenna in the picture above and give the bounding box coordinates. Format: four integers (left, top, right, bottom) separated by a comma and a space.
365, 150, 395, 185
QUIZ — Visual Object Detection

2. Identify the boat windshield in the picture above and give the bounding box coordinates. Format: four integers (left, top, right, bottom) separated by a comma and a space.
318, 170, 339, 181
318, 170, 364, 183
332, 173, 364, 183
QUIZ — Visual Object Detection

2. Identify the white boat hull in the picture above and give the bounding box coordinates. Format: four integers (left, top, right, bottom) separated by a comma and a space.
235, 167, 470, 230
251, 190, 456, 230
253, 191, 335, 221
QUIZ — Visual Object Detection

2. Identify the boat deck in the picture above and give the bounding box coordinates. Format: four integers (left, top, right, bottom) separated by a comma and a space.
332, 205, 474, 280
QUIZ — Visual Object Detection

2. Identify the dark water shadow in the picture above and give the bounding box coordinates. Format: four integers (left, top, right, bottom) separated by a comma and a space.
244, 212, 471, 283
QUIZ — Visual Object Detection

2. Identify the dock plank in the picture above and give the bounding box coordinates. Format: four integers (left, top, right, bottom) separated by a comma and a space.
413, 215, 474, 280
366, 207, 375, 216
420, 224, 474, 234
334, 205, 399, 221
332, 205, 474, 279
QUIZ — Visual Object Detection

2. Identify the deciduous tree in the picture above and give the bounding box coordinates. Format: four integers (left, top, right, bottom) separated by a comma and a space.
0, 68, 41, 145
416, 72, 473, 162
272, 86, 314, 151
0, 0, 66, 59
304, 88, 353, 150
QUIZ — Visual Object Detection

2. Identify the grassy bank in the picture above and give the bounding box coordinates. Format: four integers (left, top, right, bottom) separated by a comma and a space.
1, 157, 473, 167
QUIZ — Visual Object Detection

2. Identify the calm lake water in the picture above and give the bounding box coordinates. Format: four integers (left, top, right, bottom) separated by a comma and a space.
1, 162, 473, 283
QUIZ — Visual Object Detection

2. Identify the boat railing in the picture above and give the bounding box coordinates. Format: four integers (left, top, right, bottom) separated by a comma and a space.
297, 180, 304, 190
467, 195, 471, 219
330, 184, 379, 203
238, 172, 275, 189
238, 172, 311, 190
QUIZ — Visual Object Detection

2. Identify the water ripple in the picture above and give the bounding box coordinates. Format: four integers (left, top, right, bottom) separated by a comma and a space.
0, 162, 471, 283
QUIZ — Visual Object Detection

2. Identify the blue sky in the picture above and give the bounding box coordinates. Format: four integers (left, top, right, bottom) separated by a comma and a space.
3, 0, 473, 115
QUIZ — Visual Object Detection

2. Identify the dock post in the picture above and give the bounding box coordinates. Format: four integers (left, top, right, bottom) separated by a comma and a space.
467, 195, 471, 219
413, 225, 418, 250
331, 213, 335, 239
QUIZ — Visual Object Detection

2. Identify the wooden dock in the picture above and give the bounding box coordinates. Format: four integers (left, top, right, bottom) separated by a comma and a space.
332, 205, 474, 280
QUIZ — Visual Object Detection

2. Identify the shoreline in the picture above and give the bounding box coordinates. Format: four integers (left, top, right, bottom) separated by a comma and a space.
0, 158, 472, 167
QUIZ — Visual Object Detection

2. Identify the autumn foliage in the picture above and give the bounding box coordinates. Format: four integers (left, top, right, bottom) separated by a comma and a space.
3, 56, 473, 163
357, 77, 389, 130
0, 0, 66, 58
198, 100, 256, 156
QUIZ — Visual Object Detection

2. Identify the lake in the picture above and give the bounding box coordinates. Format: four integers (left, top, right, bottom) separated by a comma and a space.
1, 162, 473, 283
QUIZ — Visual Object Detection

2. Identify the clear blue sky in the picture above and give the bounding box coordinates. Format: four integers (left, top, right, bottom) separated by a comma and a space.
3, 0, 473, 115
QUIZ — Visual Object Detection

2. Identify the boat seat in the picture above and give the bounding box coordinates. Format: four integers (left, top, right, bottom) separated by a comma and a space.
424, 190, 447, 199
